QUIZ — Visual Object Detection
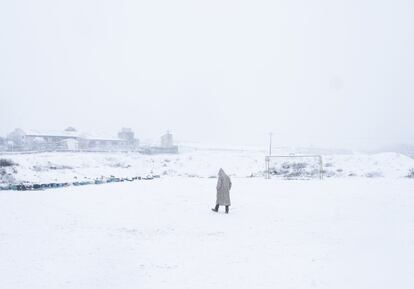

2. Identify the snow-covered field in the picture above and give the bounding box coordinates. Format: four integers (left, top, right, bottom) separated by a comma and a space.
1, 147, 414, 185
0, 177, 413, 289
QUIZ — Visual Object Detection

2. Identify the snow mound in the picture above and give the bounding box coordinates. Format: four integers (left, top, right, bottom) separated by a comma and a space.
1, 150, 413, 184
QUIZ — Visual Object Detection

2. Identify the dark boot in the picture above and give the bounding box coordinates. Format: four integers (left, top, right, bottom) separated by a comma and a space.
211, 204, 219, 212
225, 206, 229, 214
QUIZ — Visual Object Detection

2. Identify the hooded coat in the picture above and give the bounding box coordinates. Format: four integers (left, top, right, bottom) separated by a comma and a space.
216, 169, 232, 206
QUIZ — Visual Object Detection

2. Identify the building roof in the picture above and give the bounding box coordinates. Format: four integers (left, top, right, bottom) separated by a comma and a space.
23, 130, 124, 141
80, 133, 124, 141
25, 130, 80, 138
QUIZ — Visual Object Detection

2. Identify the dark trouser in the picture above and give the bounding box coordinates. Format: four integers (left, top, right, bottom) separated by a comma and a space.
214, 204, 229, 213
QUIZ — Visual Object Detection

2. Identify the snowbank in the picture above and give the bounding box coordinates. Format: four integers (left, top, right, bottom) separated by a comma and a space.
1, 148, 414, 184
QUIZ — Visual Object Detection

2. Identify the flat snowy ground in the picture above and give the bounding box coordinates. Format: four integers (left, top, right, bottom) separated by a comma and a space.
1, 178, 413, 289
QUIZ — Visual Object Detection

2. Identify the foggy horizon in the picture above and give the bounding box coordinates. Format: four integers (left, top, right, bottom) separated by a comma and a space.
1, 0, 413, 149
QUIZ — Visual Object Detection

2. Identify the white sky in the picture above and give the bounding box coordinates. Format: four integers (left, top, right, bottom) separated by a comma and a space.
0, 0, 413, 148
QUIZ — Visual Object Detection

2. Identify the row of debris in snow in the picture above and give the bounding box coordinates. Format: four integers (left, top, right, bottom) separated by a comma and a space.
0, 174, 160, 191
268, 160, 414, 179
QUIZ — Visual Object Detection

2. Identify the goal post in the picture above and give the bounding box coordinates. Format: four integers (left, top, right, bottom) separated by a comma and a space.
265, 155, 323, 180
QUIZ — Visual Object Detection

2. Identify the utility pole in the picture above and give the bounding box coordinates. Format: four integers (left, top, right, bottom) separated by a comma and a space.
265, 132, 273, 180
269, 132, 273, 156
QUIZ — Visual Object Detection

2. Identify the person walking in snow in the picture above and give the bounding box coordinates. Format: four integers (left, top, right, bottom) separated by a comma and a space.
212, 168, 232, 214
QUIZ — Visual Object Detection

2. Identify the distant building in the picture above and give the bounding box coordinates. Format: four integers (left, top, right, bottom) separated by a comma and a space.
3, 127, 139, 152
7, 128, 29, 151
118, 128, 139, 148
161, 131, 174, 148
80, 135, 128, 151
7, 128, 79, 151
141, 131, 178, 154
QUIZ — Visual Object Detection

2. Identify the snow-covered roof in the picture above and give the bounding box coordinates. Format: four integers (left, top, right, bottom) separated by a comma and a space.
79, 132, 123, 141
23, 130, 123, 141
25, 130, 81, 138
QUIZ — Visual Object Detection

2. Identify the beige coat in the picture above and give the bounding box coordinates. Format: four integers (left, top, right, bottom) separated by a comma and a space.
216, 169, 232, 206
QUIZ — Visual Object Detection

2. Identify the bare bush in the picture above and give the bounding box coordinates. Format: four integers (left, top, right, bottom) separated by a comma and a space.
365, 171, 383, 178
0, 159, 16, 167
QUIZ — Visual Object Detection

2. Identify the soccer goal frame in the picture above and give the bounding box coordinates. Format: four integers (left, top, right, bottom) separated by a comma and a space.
265, 155, 324, 180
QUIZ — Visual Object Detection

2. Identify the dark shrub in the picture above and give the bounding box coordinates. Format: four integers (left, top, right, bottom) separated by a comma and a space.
0, 159, 16, 167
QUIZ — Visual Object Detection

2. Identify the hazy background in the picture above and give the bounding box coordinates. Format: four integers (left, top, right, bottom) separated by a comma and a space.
1, 0, 413, 149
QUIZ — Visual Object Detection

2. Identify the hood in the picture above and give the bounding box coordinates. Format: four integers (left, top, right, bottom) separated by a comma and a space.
219, 168, 226, 177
